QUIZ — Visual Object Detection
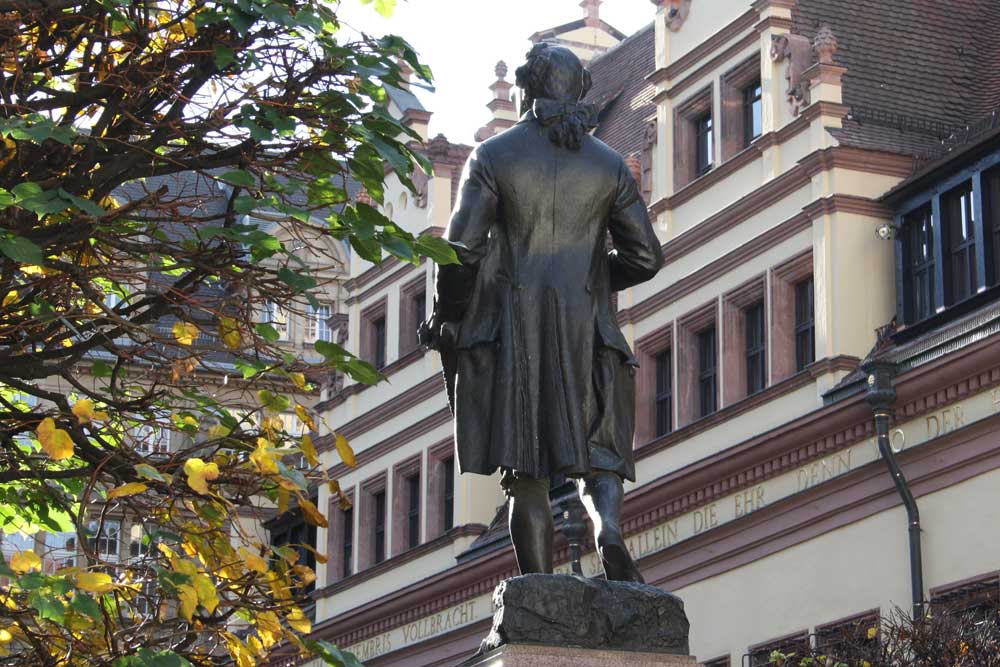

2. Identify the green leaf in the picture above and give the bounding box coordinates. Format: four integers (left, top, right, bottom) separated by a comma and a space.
305, 640, 366, 667
0, 234, 44, 264
0, 188, 13, 207
91, 361, 113, 378
255, 323, 280, 342
11, 182, 42, 200
219, 170, 256, 188
277, 267, 317, 294
71, 592, 101, 620
135, 463, 166, 483
28, 590, 66, 625
257, 389, 289, 413
213, 44, 236, 69
415, 234, 460, 265
115, 648, 193, 667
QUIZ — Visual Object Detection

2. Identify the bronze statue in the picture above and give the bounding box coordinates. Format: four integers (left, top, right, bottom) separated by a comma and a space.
421, 43, 664, 582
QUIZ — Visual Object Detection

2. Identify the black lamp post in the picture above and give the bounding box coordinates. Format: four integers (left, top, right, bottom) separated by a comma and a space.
862, 358, 925, 620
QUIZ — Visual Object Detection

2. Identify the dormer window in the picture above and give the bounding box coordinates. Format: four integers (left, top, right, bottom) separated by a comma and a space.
891, 150, 1000, 331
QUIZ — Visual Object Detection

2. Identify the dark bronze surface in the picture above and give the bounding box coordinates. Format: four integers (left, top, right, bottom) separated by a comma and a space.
426, 43, 664, 582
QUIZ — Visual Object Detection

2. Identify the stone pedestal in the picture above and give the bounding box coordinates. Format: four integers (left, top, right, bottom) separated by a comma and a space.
457, 574, 696, 666
458, 644, 699, 667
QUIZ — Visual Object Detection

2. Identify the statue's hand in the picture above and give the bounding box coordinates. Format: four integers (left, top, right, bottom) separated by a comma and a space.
419, 314, 460, 351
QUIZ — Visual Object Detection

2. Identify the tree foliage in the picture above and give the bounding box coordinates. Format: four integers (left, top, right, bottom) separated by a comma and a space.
0, 1, 453, 665
764, 604, 1000, 667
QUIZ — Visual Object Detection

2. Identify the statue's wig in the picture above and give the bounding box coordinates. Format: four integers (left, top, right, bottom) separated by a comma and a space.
515, 43, 594, 149
515, 42, 592, 111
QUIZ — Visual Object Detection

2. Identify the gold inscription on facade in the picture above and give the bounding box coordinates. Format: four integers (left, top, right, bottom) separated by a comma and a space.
692, 503, 719, 534
734, 485, 766, 518
926, 405, 966, 439
890, 428, 906, 453
796, 450, 852, 492
400, 600, 476, 644
626, 519, 680, 560
351, 633, 393, 662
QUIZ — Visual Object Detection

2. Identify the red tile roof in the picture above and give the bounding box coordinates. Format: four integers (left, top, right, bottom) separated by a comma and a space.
584, 22, 656, 160
793, 0, 1000, 160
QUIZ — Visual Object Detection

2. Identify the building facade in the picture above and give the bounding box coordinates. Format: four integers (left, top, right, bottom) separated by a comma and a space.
301, 1, 1000, 665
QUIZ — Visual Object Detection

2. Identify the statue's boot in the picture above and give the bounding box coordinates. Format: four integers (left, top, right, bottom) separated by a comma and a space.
578, 471, 645, 583
506, 474, 554, 574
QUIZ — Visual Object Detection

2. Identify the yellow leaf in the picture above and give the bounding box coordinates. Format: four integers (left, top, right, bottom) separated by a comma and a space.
294, 404, 316, 432
0, 628, 11, 644
250, 438, 278, 475
286, 607, 311, 634
37, 417, 74, 460
71, 399, 108, 424
239, 547, 268, 574
172, 321, 198, 346
2, 290, 17, 308
218, 316, 242, 349
300, 434, 318, 467
106, 482, 148, 500
207, 424, 231, 440
867, 626, 878, 640
289, 372, 306, 390
298, 497, 328, 528
76, 572, 115, 594
277, 487, 289, 515
292, 564, 316, 586
334, 433, 355, 467
10, 550, 41, 574
177, 584, 198, 621
192, 572, 219, 614
0, 136, 15, 169
255, 611, 282, 648
223, 631, 256, 667
184, 458, 220, 495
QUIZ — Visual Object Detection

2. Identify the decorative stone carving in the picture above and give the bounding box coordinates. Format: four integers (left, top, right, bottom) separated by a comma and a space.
412, 167, 428, 208
813, 25, 839, 65
770, 33, 813, 116
667, 0, 692, 31
479, 574, 690, 655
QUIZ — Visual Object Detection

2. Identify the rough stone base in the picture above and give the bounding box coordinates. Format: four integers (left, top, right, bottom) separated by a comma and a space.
457, 644, 700, 667
479, 574, 690, 654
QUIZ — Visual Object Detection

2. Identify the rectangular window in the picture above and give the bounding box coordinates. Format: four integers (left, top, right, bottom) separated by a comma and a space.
697, 327, 717, 418
443, 457, 455, 531
745, 301, 766, 395
743, 80, 762, 146
372, 316, 387, 369
270, 515, 317, 594
695, 113, 713, 177
794, 277, 815, 371
654, 349, 672, 436
903, 205, 936, 322
263, 302, 290, 341
342, 507, 353, 579
305, 304, 332, 342
406, 474, 420, 549
942, 182, 977, 305
373, 490, 386, 564
399, 279, 428, 356
86, 519, 121, 560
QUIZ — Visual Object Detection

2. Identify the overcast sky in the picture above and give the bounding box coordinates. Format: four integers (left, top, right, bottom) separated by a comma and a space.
337, 0, 656, 145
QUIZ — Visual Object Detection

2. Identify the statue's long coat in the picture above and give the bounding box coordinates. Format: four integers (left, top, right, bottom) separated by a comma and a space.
435, 112, 664, 482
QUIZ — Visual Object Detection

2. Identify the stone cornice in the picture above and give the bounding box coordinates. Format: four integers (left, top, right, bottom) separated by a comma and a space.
648, 9, 758, 86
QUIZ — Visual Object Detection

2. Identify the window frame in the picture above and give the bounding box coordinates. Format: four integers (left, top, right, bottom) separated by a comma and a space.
360, 297, 389, 370
673, 86, 714, 190
634, 325, 673, 443
399, 275, 428, 357
426, 440, 456, 539
677, 302, 718, 427
697, 326, 718, 418
744, 300, 766, 396
358, 473, 388, 570
770, 251, 814, 382
721, 54, 762, 161
722, 276, 767, 406
941, 181, 978, 306
794, 277, 815, 372
391, 455, 421, 556
305, 303, 333, 343
654, 348, 673, 437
